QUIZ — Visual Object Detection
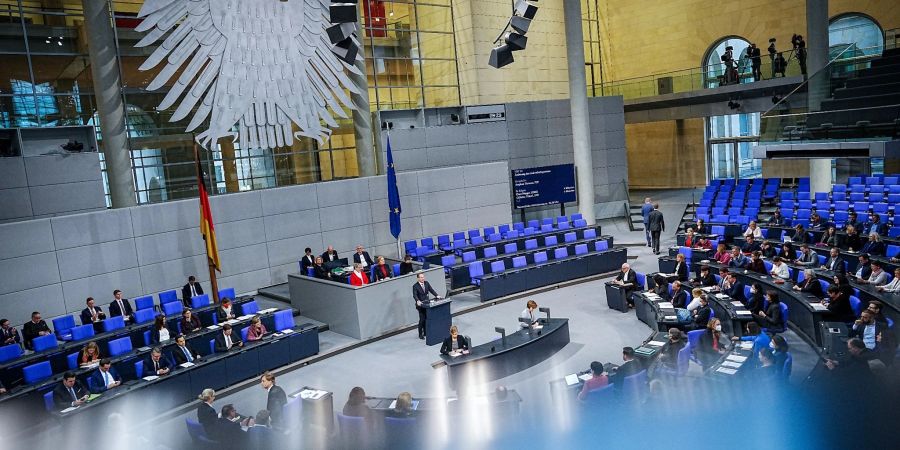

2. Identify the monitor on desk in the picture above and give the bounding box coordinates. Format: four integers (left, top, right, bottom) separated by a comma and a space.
323, 258, 348, 271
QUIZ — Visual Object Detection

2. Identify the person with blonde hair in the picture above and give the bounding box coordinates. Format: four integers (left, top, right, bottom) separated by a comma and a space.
697, 317, 729, 367
79, 341, 101, 366
197, 388, 217, 434
388, 391, 415, 418
440, 325, 469, 355
247, 316, 267, 341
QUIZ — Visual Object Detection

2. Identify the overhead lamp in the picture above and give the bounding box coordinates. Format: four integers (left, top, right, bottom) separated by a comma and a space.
504, 32, 527, 51
488, 44, 514, 69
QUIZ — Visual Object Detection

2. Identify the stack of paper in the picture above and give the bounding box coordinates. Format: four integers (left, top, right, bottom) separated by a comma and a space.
731, 301, 744, 307
658, 302, 674, 308
811, 303, 828, 311
142, 375, 160, 381
206, 325, 220, 330
726, 354, 748, 363
578, 373, 593, 381
61, 406, 79, 413
721, 360, 743, 368
740, 341, 754, 350
646, 341, 665, 347
259, 308, 278, 314
736, 310, 752, 316
564, 374, 578, 386
179, 362, 195, 368
282, 328, 294, 334
298, 389, 328, 400
716, 367, 737, 375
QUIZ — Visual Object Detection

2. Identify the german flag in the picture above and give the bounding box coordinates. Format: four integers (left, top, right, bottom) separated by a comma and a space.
196, 145, 221, 272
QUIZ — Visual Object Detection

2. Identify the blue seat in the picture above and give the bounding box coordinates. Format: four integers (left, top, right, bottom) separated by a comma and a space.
0, 343, 23, 363
524, 239, 538, 250
545, 235, 558, 247
384, 417, 418, 449
241, 300, 260, 316
487, 233, 502, 243
582, 229, 597, 240
540, 218, 552, 226
573, 219, 587, 227
533, 251, 548, 264
108, 336, 133, 357
467, 229, 480, 240
23, 361, 52, 384
540, 224, 554, 233
574, 243, 588, 255
101, 316, 125, 333
498, 224, 510, 237
218, 288, 236, 301
570, 213, 583, 221
711, 225, 725, 236
504, 243, 517, 254
849, 296, 862, 316
527, 220, 539, 229
421, 237, 435, 250
484, 247, 498, 258
890, 227, 900, 239
158, 290, 180, 305
490, 260, 506, 274
483, 226, 496, 237
392, 263, 401, 276
557, 221, 570, 230
43, 391, 55, 412
554, 247, 568, 259
185, 418, 219, 445
162, 301, 182, 317
471, 235, 485, 245
134, 295, 155, 311
523, 228, 535, 236
337, 414, 370, 449
469, 262, 485, 286
403, 240, 417, 255
191, 294, 210, 309
452, 239, 468, 252
634, 272, 646, 290
887, 245, 900, 258
70, 324, 95, 341
438, 235, 452, 251
595, 240, 609, 251
564, 232, 576, 243
32, 334, 58, 352
462, 251, 476, 263
512, 256, 527, 268
143, 330, 152, 347
453, 231, 466, 242
512, 223, 525, 232
52, 316, 76, 341
440, 255, 455, 272
134, 308, 155, 324
274, 310, 294, 331
622, 370, 648, 398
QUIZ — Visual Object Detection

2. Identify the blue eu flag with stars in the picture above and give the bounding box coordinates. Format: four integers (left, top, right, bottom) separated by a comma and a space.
387, 135, 402, 239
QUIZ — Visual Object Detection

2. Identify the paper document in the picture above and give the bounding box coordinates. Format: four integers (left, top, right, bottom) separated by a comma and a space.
298, 389, 328, 400
60, 406, 79, 413
206, 325, 220, 330
388, 399, 420, 410
578, 373, 593, 381
716, 294, 729, 299
646, 340, 665, 347
726, 354, 748, 363
736, 310, 752, 315
811, 303, 828, 311
658, 302, 674, 308
142, 375, 160, 382
86, 394, 101, 402
664, 315, 677, 321
740, 341, 754, 350
564, 374, 579, 386
226, 319, 239, 325
716, 367, 738, 375
259, 308, 278, 314
179, 362, 195, 368
137, 346, 151, 352
281, 328, 294, 334
731, 301, 744, 307
701, 287, 715, 293
721, 360, 743, 369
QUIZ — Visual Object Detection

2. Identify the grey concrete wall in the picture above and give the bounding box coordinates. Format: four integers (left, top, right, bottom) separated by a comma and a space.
0, 153, 106, 222
383, 96, 628, 220
0, 162, 511, 329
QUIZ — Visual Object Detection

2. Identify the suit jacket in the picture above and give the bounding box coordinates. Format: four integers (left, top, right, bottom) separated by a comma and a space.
172, 344, 200, 365
413, 280, 438, 309
182, 282, 205, 304
673, 262, 688, 282
760, 246, 777, 259
399, 262, 415, 275
312, 264, 330, 280
52, 380, 87, 409
373, 264, 392, 281
440, 335, 470, 355
0, 326, 20, 346
216, 417, 248, 447
89, 367, 121, 393
799, 278, 823, 297
747, 259, 767, 275
145, 356, 172, 375
300, 254, 315, 273
647, 210, 665, 232
80, 306, 106, 326
860, 240, 885, 256
671, 290, 688, 309
746, 293, 764, 315
796, 251, 818, 265
609, 359, 642, 389
321, 250, 339, 262
792, 230, 810, 244
349, 271, 369, 286
641, 203, 654, 224
353, 252, 374, 267
181, 316, 202, 335
693, 305, 712, 327
760, 302, 785, 330
826, 293, 855, 322
768, 215, 785, 226
694, 273, 716, 287
109, 299, 134, 319
267, 385, 288, 426
742, 241, 761, 253
216, 305, 235, 323
22, 320, 51, 348
824, 257, 845, 274
819, 232, 839, 247
214, 331, 243, 352
197, 402, 218, 435
697, 329, 726, 367
615, 270, 638, 288
725, 281, 746, 303
849, 321, 887, 350
854, 263, 872, 280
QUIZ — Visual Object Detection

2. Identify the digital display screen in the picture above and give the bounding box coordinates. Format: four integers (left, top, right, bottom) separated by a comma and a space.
511, 164, 577, 209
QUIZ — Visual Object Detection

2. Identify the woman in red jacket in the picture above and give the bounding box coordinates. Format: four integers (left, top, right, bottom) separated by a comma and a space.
349, 263, 369, 286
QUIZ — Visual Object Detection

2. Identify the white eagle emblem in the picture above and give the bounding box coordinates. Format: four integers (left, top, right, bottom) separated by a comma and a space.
135, 0, 361, 150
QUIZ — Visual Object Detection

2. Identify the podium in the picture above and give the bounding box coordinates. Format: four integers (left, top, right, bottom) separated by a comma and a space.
424, 299, 452, 346
604, 282, 630, 313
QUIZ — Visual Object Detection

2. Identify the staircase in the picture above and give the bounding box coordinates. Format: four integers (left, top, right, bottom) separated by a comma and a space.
675, 202, 698, 233
628, 202, 645, 232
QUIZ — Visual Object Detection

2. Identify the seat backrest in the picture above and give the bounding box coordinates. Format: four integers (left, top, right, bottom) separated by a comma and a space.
782, 353, 793, 378
558, 221, 570, 230
438, 234, 451, 246
506, 230, 519, 239
102, 316, 126, 332
483, 226, 496, 237
468, 262, 484, 278
0, 343, 23, 363
525, 239, 538, 250
583, 229, 597, 240
484, 247, 498, 258
471, 235, 485, 245
467, 229, 480, 239
241, 300, 260, 316
134, 308, 155, 324
575, 243, 588, 255
571, 213, 584, 221
135, 360, 144, 379
595, 240, 609, 251
573, 219, 587, 227
711, 225, 725, 235
462, 251, 476, 263
523, 227, 535, 236
635, 272, 646, 290
404, 240, 417, 252
191, 294, 211, 309
384, 417, 417, 447
512, 256, 527, 268
533, 251, 548, 264
453, 239, 467, 249
676, 346, 691, 376
218, 288, 236, 302
70, 324, 95, 341
453, 231, 466, 241
849, 295, 862, 316
392, 263, 401, 276
564, 232, 576, 243
274, 310, 295, 331
162, 301, 182, 317
441, 255, 455, 267
487, 233, 502, 243
687, 330, 704, 349
540, 224, 554, 233
43, 390, 55, 412
512, 223, 525, 232
134, 295, 155, 311
185, 418, 216, 443
527, 219, 539, 228
32, 334, 58, 352
108, 336, 133, 356
23, 361, 52, 384
421, 237, 435, 249
498, 224, 510, 235
337, 414, 369, 448
545, 235, 558, 247
887, 245, 900, 258
52, 315, 76, 339
554, 247, 568, 259
490, 260, 506, 274
158, 290, 179, 305
504, 243, 517, 254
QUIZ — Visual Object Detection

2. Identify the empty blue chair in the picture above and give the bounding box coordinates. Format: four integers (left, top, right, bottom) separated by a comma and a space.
554, 247, 568, 259
134, 296, 154, 311
467, 229, 480, 240
453, 231, 466, 242
484, 247, 498, 258
274, 310, 294, 331
392, 263, 401, 276
853, 202, 869, 213
832, 192, 847, 201
557, 221, 570, 230
870, 192, 885, 203
522, 228, 535, 236
185, 418, 218, 445
850, 185, 865, 194
873, 202, 889, 214
440, 254, 455, 268
452, 238, 468, 252
571, 213, 583, 221
595, 240, 609, 251
421, 237, 435, 250
635, 272, 646, 290
158, 290, 179, 305
438, 235, 453, 251
711, 225, 725, 236
506, 230, 519, 239
512, 223, 525, 232
241, 300, 260, 316
533, 251, 548, 264
540, 218, 553, 226
162, 301, 182, 317
337, 414, 370, 450
504, 243, 517, 254
218, 288, 236, 301
540, 224, 554, 233
471, 235, 485, 245
134, 308, 155, 324
52, 316, 76, 341
414, 246, 433, 258
832, 184, 846, 193
865, 177, 879, 185
191, 294, 211, 308
849, 192, 865, 202
108, 337, 133, 357
490, 260, 506, 274
545, 235, 558, 246
584, 229, 597, 240
524, 239, 538, 250
70, 324, 95, 341
462, 251, 476, 263
483, 226, 496, 237
885, 176, 898, 185
143, 330, 152, 347
849, 176, 862, 185
498, 224, 510, 236
564, 232, 576, 243
890, 227, 900, 238
527, 219, 539, 229
403, 240, 417, 255
573, 219, 587, 227
134, 360, 144, 379
32, 334, 58, 352
0, 343, 23, 363
512, 256, 527, 268
574, 244, 588, 255
469, 262, 485, 286
849, 296, 862, 316
887, 245, 900, 258
43, 390, 55, 412
23, 361, 52, 384
487, 233, 502, 242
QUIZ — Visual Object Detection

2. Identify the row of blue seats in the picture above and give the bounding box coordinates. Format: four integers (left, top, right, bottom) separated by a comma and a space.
696, 206, 760, 217
708, 177, 785, 187
780, 198, 900, 212
446, 229, 603, 269
469, 240, 610, 286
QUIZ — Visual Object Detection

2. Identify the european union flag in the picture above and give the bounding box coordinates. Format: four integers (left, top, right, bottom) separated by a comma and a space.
386, 135, 402, 239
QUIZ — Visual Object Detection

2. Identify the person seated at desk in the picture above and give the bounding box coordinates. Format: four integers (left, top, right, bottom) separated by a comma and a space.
864, 213, 888, 237
399, 254, 415, 275
695, 236, 713, 250
247, 316, 267, 341
89, 358, 122, 393
182, 276, 204, 307
146, 347, 171, 376
613, 263, 638, 307
321, 245, 339, 263
79, 341, 102, 367
743, 221, 763, 239
80, 297, 106, 327
312, 256, 330, 280
659, 329, 686, 372
215, 324, 244, 352
768, 208, 786, 226
793, 244, 818, 266
713, 243, 732, 265
150, 315, 171, 345
673, 253, 689, 282
792, 224, 809, 245
768, 257, 790, 280
349, 263, 369, 286
778, 242, 794, 259
688, 295, 712, 330
697, 318, 729, 367
819, 226, 839, 248
822, 247, 846, 274
300, 247, 315, 274
878, 269, 900, 293
22, 311, 52, 350
769, 334, 790, 377
683, 228, 696, 248
732, 322, 771, 361
717, 268, 731, 291
724, 273, 746, 303
609, 347, 642, 390
851, 253, 873, 281
53, 371, 89, 410
353, 245, 374, 269
808, 212, 825, 231
843, 211, 860, 232
387, 392, 415, 418
728, 247, 749, 269
180, 308, 202, 335
440, 325, 470, 355
652, 274, 671, 300
843, 225, 862, 252
692, 265, 716, 287
755, 348, 778, 379
823, 285, 855, 323
248, 410, 275, 448
824, 338, 875, 384
173, 334, 201, 365
0, 318, 21, 347
519, 300, 540, 328
197, 389, 218, 436
793, 269, 823, 296
832, 273, 854, 298
858, 260, 888, 286
670, 281, 688, 308
742, 235, 761, 254
865, 300, 888, 325
746, 283, 765, 315
109, 289, 135, 323
747, 251, 767, 275
373, 256, 393, 282
850, 309, 887, 352
217, 403, 251, 448
577, 361, 609, 401
755, 291, 785, 330
342, 386, 372, 420
760, 241, 777, 259
860, 232, 885, 256
217, 298, 236, 323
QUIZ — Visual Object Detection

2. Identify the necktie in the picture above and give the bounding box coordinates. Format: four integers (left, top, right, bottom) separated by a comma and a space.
225, 334, 232, 348
104, 371, 110, 387
183, 346, 193, 362
118, 301, 124, 315
155, 360, 159, 373
191, 284, 197, 297
69, 386, 76, 401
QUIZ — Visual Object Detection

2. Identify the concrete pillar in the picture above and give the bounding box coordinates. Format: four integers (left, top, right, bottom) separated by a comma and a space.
563, 0, 596, 224
807, 0, 832, 195
82, 0, 135, 207
351, 13, 376, 177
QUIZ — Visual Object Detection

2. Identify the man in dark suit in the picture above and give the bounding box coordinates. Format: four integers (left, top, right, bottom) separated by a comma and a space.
312, 256, 331, 280
689, 296, 712, 330
613, 263, 638, 307
648, 203, 665, 255
741, 235, 761, 254
80, 297, 106, 327
214, 324, 244, 352
321, 245, 339, 263
145, 347, 171, 376
853, 254, 872, 280
413, 273, 441, 340
172, 335, 201, 365
300, 248, 316, 274
724, 273, 746, 304
822, 247, 845, 274
260, 372, 287, 428
22, 311, 52, 350
53, 371, 89, 410
217, 404, 250, 448
0, 318, 21, 347
352, 245, 374, 269
89, 358, 121, 393
692, 266, 716, 287
670, 281, 688, 308
108, 289, 134, 323
182, 276, 204, 307
609, 347, 642, 390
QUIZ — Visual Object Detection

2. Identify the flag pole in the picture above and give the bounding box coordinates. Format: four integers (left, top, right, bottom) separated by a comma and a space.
194, 141, 220, 304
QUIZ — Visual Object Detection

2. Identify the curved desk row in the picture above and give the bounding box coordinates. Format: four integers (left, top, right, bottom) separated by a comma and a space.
440, 225, 603, 262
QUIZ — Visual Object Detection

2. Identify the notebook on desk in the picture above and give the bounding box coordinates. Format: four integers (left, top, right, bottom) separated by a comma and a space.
564, 374, 579, 386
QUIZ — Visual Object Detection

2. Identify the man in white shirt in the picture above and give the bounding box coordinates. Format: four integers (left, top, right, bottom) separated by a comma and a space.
877, 268, 900, 293
769, 257, 790, 279
353, 245, 374, 268
214, 324, 243, 352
